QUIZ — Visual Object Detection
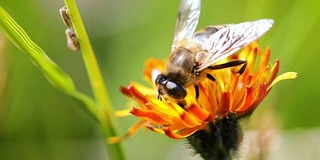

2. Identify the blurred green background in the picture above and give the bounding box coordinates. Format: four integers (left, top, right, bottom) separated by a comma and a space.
0, 0, 319, 160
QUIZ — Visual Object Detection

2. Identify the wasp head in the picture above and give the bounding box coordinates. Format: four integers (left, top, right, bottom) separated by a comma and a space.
155, 74, 187, 100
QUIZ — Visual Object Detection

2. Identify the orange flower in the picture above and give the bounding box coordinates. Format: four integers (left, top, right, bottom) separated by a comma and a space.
108, 42, 297, 143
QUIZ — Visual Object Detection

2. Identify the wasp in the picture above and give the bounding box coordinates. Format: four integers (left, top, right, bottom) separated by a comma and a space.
59, 6, 80, 51
155, 0, 273, 101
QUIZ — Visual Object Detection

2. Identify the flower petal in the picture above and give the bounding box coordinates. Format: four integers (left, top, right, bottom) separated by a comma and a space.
269, 72, 298, 89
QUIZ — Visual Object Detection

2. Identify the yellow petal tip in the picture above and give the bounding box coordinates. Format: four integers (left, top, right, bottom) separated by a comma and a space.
270, 72, 298, 88
114, 109, 131, 117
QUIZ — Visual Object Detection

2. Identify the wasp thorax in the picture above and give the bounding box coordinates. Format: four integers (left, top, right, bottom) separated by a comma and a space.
165, 48, 199, 86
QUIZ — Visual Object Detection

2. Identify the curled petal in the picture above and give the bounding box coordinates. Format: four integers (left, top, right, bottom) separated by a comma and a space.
108, 120, 145, 144
269, 72, 298, 89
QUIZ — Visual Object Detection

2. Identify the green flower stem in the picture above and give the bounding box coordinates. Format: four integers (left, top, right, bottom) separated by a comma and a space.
64, 1, 126, 160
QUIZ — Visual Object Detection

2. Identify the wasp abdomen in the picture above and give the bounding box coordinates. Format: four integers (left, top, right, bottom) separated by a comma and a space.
194, 25, 226, 40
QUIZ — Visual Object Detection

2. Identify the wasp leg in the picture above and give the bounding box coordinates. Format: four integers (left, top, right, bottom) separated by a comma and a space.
156, 90, 163, 101
206, 73, 216, 82
195, 74, 215, 101
237, 60, 247, 75
208, 59, 247, 75
194, 85, 199, 99
177, 100, 187, 109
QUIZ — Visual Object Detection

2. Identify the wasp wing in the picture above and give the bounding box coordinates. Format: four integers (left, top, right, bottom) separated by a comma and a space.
172, 0, 201, 51
195, 19, 274, 71
193, 25, 228, 45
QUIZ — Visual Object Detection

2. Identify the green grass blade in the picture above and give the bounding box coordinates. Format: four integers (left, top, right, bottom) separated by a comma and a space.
0, 6, 98, 121
63, 0, 126, 159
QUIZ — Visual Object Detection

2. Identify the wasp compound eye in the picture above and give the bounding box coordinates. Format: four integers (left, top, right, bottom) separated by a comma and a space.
155, 74, 167, 85
155, 74, 187, 100
165, 81, 187, 99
